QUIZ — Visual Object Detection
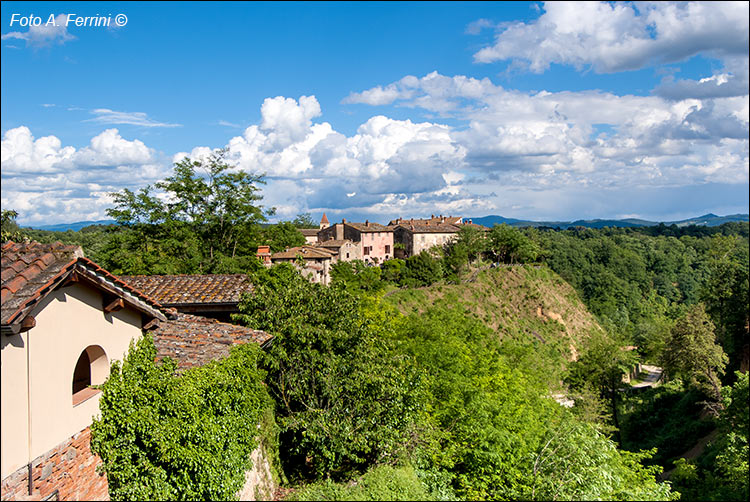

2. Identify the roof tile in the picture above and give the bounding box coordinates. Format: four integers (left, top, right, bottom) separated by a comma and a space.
151, 312, 272, 370
1, 241, 83, 325
118, 274, 253, 305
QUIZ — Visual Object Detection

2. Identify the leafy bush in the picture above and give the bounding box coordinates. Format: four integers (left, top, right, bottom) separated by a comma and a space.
235, 266, 423, 480
90, 334, 274, 501
289, 464, 434, 501
330, 259, 384, 293
402, 251, 443, 287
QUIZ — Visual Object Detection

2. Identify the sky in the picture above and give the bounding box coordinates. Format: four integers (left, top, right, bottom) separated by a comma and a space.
1, 1, 748, 226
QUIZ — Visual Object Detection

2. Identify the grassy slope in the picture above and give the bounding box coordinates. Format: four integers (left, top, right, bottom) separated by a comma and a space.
383, 265, 605, 367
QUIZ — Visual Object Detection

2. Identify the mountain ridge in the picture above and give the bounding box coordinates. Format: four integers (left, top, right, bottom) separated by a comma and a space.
468, 213, 748, 229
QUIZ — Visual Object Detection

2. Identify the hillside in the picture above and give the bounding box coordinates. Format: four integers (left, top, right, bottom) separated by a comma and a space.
470, 213, 749, 229
384, 264, 606, 364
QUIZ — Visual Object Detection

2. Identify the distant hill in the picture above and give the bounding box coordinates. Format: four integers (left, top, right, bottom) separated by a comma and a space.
26, 220, 117, 232
470, 213, 748, 229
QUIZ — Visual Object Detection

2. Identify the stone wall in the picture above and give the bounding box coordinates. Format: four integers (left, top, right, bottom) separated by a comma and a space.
237, 444, 278, 501
1, 428, 108, 501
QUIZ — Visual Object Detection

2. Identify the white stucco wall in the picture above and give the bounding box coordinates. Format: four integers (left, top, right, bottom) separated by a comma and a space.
1, 282, 143, 479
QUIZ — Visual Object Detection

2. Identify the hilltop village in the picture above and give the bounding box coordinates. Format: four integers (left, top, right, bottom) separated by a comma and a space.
259, 214, 487, 284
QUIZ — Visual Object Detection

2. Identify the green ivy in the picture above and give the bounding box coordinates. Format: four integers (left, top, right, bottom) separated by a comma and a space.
90, 334, 275, 501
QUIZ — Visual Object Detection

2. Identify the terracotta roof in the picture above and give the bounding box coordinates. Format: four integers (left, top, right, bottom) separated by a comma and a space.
388, 215, 463, 226
345, 221, 391, 233
2, 241, 168, 330
321, 213, 329, 224
271, 246, 336, 260
151, 312, 272, 370
315, 239, 353, 249
118, 274, 252, 306
299, 229, 319, 236
395, 221, 489, 234
2, 241, 83, 325
396, 223, 462, 234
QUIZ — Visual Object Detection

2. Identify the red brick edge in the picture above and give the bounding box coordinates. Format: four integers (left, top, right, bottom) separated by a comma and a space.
1, 428, 108, 501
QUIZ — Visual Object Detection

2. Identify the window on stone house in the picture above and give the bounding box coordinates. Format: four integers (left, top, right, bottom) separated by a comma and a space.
364, 246, 370, 256
385, 245, 390, 254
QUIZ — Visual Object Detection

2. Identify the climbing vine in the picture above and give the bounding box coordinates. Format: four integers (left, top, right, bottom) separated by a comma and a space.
90, 334, 275, 501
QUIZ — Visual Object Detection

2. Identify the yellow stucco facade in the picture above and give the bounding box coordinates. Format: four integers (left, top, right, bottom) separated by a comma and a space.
1, 282, 142, 479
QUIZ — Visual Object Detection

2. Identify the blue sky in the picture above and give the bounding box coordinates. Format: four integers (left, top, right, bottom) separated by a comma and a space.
2, 1, 748, 225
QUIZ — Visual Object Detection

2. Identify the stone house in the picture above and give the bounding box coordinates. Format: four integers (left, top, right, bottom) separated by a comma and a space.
388, 214, 463, 226
296, 213, 329, 245
269, 246, 336, 285
392, 218, 488, 257
299, 229, 319, 245
314, 239, 361, 262
318, 219, 394, 264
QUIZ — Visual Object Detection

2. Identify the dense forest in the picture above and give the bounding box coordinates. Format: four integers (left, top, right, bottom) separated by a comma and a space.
2, 154, 747, 500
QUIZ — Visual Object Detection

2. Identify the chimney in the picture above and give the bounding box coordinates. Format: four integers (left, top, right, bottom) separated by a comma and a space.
366, 219, 370, 227
342, 218, 347, 224
431, 214, 435, 219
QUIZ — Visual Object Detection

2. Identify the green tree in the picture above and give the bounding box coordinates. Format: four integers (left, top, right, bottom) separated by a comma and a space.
105, 149, 270, 273
1, 209, 26, 243
487, 224, 540, 264
402, 251, 443, 287
661, 304, 728, 409
234, 266, 421, 479
381, 258, 406, 284
291, 212, 318, 228
564, 331, 638, 442
262, 221, 306, 252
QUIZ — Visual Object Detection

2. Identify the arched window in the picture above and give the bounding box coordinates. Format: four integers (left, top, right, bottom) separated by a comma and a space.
72, 345, 108, 405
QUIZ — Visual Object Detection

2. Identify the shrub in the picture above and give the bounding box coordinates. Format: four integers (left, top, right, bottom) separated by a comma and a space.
91, 335, 273, 501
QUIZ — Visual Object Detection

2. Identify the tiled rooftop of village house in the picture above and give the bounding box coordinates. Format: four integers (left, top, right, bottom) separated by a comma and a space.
151, 312, 272, 370
271, 246, 336, 260
2, 241, 168, 326
118, 274, 253, 305
1, 241, 84, 324
344, 221, 391, 232
315, 239, 354, 248
388, 215, 463, 226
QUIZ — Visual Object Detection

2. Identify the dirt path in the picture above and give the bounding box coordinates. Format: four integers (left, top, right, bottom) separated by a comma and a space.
660, 429, 719, 480
631, 364, 663, 389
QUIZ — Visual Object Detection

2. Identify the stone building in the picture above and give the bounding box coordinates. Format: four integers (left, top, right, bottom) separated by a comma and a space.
314, 239, 361, 262
388, 214, 463, 226
299, 229, 319, 245
392, 217, 487, 257
269, 246, 337, 285
318, 219, 394, 264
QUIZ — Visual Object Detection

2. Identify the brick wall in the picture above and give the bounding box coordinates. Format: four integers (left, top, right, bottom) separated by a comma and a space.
1, 428, 108, 501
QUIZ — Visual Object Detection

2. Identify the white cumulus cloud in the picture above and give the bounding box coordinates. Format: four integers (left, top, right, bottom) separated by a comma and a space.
473, 1, 749, 73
